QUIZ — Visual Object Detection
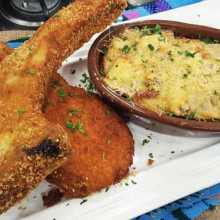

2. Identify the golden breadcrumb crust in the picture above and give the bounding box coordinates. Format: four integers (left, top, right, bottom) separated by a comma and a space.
45, 74, 134, 198
0, 0, 127, 214
0, 42, 13, 63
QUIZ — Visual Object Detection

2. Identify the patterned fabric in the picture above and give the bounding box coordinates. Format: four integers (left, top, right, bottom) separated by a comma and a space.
133, 184, 220, 220
117, 0, 202, 22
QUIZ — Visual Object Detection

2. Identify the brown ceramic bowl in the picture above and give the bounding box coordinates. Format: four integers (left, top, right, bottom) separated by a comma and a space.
88, 20, 220, 132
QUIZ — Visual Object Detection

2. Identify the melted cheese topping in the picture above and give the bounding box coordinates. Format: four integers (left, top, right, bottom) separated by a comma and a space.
103, 27, 220, 120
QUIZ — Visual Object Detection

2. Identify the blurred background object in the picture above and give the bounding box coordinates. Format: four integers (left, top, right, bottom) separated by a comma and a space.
0, 0, 70, 30
127, 0, 155, 8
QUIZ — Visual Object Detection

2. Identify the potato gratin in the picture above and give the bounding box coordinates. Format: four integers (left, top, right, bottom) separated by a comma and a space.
103, 25, 220, 120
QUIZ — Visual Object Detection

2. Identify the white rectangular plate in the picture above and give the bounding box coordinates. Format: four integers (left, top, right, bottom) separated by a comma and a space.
1, 1, 220, 219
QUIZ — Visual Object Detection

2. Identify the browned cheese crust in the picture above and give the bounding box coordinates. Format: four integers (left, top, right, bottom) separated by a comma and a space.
0, 0, 127, 214
45, 74, 134, 198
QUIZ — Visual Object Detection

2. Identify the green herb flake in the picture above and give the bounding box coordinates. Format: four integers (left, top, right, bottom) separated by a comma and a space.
158, 36, 165, 42
178, 51, 184, 55
186, 112, 196, 120
105, 110, 111, 115
123, 45, 131, 54
80, 199, 88, 205
133, 26, 140, 31
54, 14, 59, 18
105, 187, 110, 192
131, 180, 137, 185
100, 70, 106, 76
17, 109, 27, 115
169, 112, 175, 117
132, 43, 137, 51
185, 50, 197, 58
107, 140, 111, 145
126, 97, 133, 102
58, 88, 65, 97
148, 44, 154, 51
76, 122, 88, 136
173, 42, 180, 47
148, 153, 154, 158
101, 47, 108, 54
80, 73, 96, 94
70, 93, 78, 97
28, 70, 36, 75
142, 139, 150, 146
185, 40, 191, 43
202, 37, 219, 44
110, 26, 114, 32
149, 24, 161, 34
125, 183, 129, 186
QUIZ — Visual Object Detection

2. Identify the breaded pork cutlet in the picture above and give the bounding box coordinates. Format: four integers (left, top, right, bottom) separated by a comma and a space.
0, 42, 13, 62
0, 0, 127, 214
45, 74, 134, 198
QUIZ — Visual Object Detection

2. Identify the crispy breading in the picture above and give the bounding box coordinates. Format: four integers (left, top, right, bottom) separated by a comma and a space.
0, 42, 13, 63
45, 74, 134, 198
0, 0, 127, 214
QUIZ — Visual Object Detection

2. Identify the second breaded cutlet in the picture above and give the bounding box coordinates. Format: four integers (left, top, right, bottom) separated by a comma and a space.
45, 74, 134, 198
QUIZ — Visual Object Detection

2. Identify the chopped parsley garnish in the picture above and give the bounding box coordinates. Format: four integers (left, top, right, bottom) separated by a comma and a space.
178, 51, 184, 55
80, 73, 96, 94
17, 109, 27, 115
105, 187, 110, 192
54, 14, 59, 18
28, 70, 36, 75
148, 153, 154, 158
125, 183, 129, 186
107, 140, 111, 145
123, 45, 131, 54
213, 90, 220, 99
202, 37, 219, 44
100, 70, 106, 76
110, 26, 114, 32
126, 97, 133, 102
185, 50, 197, 58
133, 26, 140, 31
148, 44, 154, 51
169, 112, 175, 116
70, 93, 78, 97
58, 88, 65, 97
186, 112, 196, 120
149, 24, 161, 34
66, 120, 88, 136
105, 110, 111, 115
69, 108, 85, 117
132, 43, 137, 51
185, 40, 191, 43
142, 139, 150, 146
131, 180, 137, 185
80, 199, 87, 205
76, 122, 88, 136
50, 79, 61, 88
101, 47, 108, 54
158, 36, 165, 42
174, 42, 180, 47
